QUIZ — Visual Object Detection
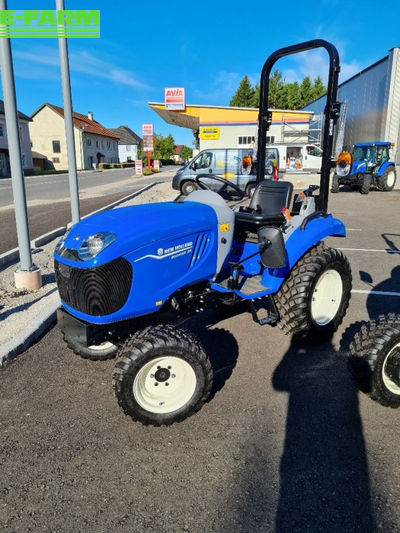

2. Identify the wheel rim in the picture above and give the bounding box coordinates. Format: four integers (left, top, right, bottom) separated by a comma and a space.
382, 343, 400, 395
310, 269, 343, 326
185, 183, 195, 193
386, 169, 395, 188
133, 356, 197, 414
88, 341, 115, 351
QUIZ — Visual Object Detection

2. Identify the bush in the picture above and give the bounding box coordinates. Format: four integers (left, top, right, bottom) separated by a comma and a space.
121, 162, 135, 168
160, 158, 175, 166
142, 169, 152, 176
151, 168, 160, 173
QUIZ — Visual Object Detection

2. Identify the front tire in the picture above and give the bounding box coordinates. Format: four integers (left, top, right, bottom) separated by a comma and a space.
360, 174, 372, 194
181, 181, 198, 196
377, 167, 396, 192
275, 243, 352, 343
64, 334, 118, 361
349, 316, 400, 408
113, 325, 213, 426
331, 174, 340, 193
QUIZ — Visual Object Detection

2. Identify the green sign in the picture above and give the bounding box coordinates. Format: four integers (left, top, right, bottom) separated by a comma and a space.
0, 10, 100, 38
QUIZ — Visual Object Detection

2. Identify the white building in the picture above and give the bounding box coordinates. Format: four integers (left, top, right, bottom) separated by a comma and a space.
109, 125, 141, 162
0, 99, 33, 177
29, 104, 119, 170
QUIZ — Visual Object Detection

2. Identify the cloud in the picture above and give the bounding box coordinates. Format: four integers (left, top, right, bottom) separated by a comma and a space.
193, 70, 242, 104
280, 49, 361, 85
13, 46, 147, 88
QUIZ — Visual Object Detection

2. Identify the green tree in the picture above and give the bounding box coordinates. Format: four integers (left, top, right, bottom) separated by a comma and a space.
153, 133, 175, 160
268, 69, 285, 108
311, 76, 326, 102
230, 75, 255, 107
181, 146, 193, 162
299, 76, 314, 108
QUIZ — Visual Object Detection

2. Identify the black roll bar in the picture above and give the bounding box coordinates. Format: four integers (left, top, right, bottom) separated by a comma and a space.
256, 39, 341, 213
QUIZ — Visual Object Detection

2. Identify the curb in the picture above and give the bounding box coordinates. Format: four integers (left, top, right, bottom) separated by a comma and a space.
0, 291, 60, 366
0, 181, 159, 366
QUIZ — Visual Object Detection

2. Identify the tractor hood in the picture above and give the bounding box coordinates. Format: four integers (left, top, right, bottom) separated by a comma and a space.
55, 201, 217, 267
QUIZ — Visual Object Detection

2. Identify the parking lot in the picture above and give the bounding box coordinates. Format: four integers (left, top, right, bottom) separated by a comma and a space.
1, 188, 400, 532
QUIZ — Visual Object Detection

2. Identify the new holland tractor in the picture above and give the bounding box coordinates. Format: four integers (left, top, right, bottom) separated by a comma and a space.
54, 40, 352, 426
332, 141, 396, 194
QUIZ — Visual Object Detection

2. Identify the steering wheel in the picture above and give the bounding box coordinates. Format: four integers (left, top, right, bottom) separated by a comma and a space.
195, 173, 245, 200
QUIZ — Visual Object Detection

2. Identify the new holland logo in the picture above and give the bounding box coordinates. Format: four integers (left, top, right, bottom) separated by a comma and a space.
135, 242, 193, 262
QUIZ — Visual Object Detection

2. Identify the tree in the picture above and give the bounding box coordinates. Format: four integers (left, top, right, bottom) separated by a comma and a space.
269, 70, 285, 108
299, 76, 313, 108
153, 133, 175, 160
311, 76, 326, 102
230, 75, 255, 107
181, 146, 193, 162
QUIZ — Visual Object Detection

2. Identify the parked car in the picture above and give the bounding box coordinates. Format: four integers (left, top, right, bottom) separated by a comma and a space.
172, 147, 279, 196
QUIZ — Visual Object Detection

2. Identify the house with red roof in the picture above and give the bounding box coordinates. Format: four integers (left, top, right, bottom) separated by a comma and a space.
29, 103, 120, 170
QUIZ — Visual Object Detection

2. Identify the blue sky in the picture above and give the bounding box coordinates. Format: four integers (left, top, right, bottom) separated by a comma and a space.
3, 0, 400, 147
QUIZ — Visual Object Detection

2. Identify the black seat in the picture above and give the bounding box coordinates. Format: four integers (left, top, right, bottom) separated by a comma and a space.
235, 180, 293, 231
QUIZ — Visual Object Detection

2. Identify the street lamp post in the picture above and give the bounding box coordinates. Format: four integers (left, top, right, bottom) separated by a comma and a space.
0, 0, 42, 290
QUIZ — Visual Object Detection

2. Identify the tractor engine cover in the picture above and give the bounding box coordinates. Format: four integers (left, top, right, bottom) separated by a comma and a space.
54, 201, 220, 324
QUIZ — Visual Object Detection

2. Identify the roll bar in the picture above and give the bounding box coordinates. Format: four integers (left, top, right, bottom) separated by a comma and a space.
256, 39, 341, 213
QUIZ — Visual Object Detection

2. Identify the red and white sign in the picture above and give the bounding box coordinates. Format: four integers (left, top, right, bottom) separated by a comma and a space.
142, 123, 153, 137
153, 160, 160, 170
164, 87, 185, 110
142, 136, 154, 152
135, 159, 143, 175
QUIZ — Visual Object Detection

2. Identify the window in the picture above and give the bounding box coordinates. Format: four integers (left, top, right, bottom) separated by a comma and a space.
0, 123, 4, 137
127, 156, 132, 162
193, 151, 213, 170
126, 145, 131, 151
306, 145, 322, 157
52, 140, 61, 153
238, 136, 255, 146
52, 157, 60, 163
106, 141, 110, 149
86, 138, 92, 146
266, 136, 275, 144
96, 140, 99, 148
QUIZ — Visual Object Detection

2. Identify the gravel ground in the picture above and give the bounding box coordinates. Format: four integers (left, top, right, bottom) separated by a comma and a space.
0, 182, 177, 355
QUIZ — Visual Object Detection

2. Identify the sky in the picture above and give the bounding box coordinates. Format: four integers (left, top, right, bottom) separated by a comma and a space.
2, 0, 400, 147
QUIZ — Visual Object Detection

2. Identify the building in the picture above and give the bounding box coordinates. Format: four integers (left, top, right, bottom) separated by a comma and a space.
0, 99, 33, 177
29, 104, 119, 170
149, 103, 315, 153
109, 125, 141, 163
172, 144, 184, 164
304, 47, 400, 165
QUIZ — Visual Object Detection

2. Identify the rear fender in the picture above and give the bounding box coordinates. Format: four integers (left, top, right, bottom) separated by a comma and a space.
377, 161, 395, 176
261, 215, 346, 293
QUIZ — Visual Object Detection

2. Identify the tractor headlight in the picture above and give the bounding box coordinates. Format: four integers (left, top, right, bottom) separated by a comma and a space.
78, 232, 117, 261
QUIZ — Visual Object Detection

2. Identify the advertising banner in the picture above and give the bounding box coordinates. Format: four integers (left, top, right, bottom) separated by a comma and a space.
164, 87, 185, 110
135, 160, 143, 175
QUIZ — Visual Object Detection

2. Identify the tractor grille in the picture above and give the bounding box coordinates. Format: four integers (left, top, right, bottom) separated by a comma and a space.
189, 233, 209, 268
55, 257, 132, 316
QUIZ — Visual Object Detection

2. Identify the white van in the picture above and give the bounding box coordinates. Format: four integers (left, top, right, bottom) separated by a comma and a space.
272, 144, 322, 171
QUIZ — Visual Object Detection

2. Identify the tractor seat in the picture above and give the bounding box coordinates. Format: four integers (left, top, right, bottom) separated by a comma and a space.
235, 180, 293, 231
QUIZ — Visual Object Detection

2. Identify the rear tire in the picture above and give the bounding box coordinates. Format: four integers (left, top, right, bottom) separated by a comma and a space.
181, 181, 198, 196
377, 167, 396, 192
349, 315, 400, 408
360, 174, 372, 194
275, 243, 352, 343
113, 325, 213, 426
331, 174, 340, 193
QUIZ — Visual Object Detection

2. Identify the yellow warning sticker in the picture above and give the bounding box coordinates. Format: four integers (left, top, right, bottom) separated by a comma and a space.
220, 223, 230, 232
155, 300, 163, 306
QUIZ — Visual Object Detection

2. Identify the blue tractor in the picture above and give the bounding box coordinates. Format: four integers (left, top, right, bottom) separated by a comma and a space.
332, 141, 396, 194
55, 40, 352, 426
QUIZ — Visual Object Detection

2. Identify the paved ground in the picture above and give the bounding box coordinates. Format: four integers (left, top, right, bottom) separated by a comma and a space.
1, 188, 400, 532
0, 167, 176, 253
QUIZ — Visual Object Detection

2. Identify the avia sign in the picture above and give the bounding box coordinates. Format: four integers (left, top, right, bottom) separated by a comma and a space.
164, 87, 185, 111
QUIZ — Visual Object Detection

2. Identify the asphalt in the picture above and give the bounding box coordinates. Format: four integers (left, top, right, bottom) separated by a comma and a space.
1, 183, 400, 532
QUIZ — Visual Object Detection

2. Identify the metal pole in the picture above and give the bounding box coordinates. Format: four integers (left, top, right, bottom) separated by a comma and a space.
56, 0, 80, 224
0, 0, 33, 271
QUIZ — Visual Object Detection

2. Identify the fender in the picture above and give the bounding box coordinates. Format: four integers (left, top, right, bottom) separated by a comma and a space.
376, 161, 395, 176
260, 215, 346, 294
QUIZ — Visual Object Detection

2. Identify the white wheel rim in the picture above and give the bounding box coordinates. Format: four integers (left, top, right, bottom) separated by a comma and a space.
386, 169, 395, 188
133, 356, 197, 414
382, 343, 400, 395
88, 341, 115, 351
185, 183, 195, 193
310, 269, 343, 326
